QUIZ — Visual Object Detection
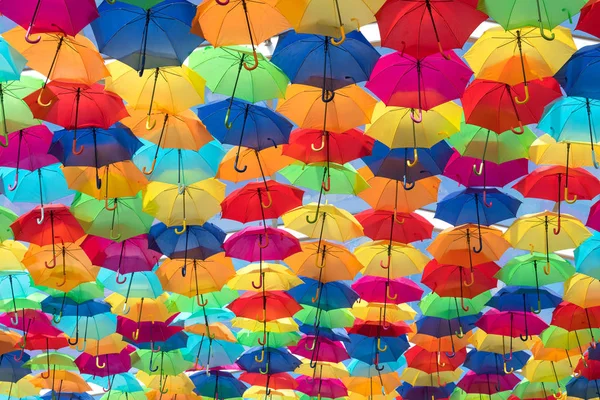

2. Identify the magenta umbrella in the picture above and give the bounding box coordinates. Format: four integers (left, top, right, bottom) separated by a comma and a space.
366, 51, 472, 118
296, 377, 348, 399
75, 346, 134, 377
443, 152, 529, 188
223, 226, 301, 262
476, 309, 548, 339
289, 336, 349, 363
0, 0, 98, 42
116, 315, 183, 345
351, 276, 424, 305
587, 200, 600, 232
80, 234, 162, 283
457, 372, 520, 395
0, 126, 59, 190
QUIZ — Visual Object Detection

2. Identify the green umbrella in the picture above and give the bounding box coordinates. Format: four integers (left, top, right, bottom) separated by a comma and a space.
478, 0, 586, 39
448, 121, 536, 169
115, 0, 164, 8
166, 289, 239, 313
419, 291, 491, 319
0, 76, 41, 146
280, 162, 370, 195
37, 282, 105, 303
130, 350, 193, 375
541, 325, 600, 350
188, 46, 289, 127
237, 329, 301, 348
0, 206, 17, 241
100, 391, 148, 400
295, 306, 354, 329
497, 252, 575, 287
0, 295, 42, 313
24, 353, 78, 371
70, 192, 154, 241
511, 379, 570, 400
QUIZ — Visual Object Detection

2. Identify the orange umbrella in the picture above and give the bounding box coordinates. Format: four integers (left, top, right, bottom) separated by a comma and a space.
77, 334, 128, 356
217, 146, 294, 182
106, 293, 174, 322
185, 322, 237, 343
408, 329, 472, 353
28, 370, 91, 393
276, 84, 377, 133
285, 241, 363, 282
0, 330, 22, 355
357, 168, 440, 213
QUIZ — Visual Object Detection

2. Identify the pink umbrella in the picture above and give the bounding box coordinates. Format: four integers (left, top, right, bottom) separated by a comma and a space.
351, 276, 424, 305
223, 226, 301, 262
0, 309, 59, 337
587, 200, 600, 232
116, 315, 183, 345
0, 0, 98, 41
457, 372, 521, 395
476, 310, 548, 339
289, 336, 350, 363
296, 377, 348, 399
366, 51, 472, 117
443, 152, 529, 188
75, 346, 134, 377
81, 234, 162, 283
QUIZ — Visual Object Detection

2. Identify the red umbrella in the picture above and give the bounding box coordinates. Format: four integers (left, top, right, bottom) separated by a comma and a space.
376, 0, 486, 58
25, 82, 128, 154
476, 310, 548, 339
351, 276, 424, 304
551, 302, 600, 341
282, 128, 374, 165
462, 78, 562, 134
574, 357, 600, 380
227, 291, 302, 321
221, 181, 304, 224
239, 372, 298, 390
116, 315, 183, 344
0, 309, 57, 347
15, 333, 70, 377
404, 345, 466, 373
421, 260, 499, 299
75, 346, 133, 377
355, 209, 434, 244
289, 336, 350, 363
576, 0, 600, 38
348, 319, 412, 337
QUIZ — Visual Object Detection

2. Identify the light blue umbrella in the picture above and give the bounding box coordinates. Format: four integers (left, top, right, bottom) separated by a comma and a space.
183, 335, 244, 369
98, 270, 163, 300
0, 37, 26, 82
538, 96, 600, 168
56, 313, 118, 345
575, 233, 600, 279
133, 140, 224, 185
3, 164, 73, 206
174, 308, 236, 326
86, 373, 145, 393
0, 273, 34, 301
347, 358, 405, 376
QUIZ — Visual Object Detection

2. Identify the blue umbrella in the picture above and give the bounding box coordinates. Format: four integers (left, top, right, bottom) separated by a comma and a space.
537, 96, 600, 168
41, 297, 111, 322
464, 349, 530, 375
41, 394, 94, 400
575, 233, 600, 279
299, 325, 350, 343
397, 383, 455, 400
486, 286, 562, 313
555, 44, 600, 100
0, 37, 26, 82
565, 376, 600, 399
236, 347, 301, 374
0, 274, 34, 316
91, 0, 203, 75
288, 278, 359, 311
3, 164, 73, 207
183, 335, 244, 369
0, 350, 30, 382
346, 334, 410, 365
197, 99, 292, 172
191, 371, 247, 399
98, 269, 163, 300
271, 30, 380, 92
132, 331, 189, 352
148, 222, 225, 268
347, 358, 405, 377
414, 314, 481, 338
434, 188, 521, 252
133, 140, 224, 184
362, 140, 454, 187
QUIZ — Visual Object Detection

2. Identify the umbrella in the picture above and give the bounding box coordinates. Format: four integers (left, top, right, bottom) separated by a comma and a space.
91, 0, 202, 74
0, 77, 41, 145
375, 0, 487, 58
555, 43, 600, 100
11, 203, 84, 246
457, 372, 520, 395
148, 221, 225, 262
464, 349, 530, 375
551, 302, 600, 345
237, 347, 301, 375
285, 241, 363, 282
75, 347, 132, 377
398, 383, 455, 400
223, 226, 301, 262
283, 129, 374, 165
530, 134, 600, 168
421, 260, 499, 299
575, 233, 600, 279
296, 377, 348, 399
443, 153, 529, 188
355, 240, 430, 278
190, 371, 247, 400
346, 334, 410, 365
0, 37, 26, 82
288, 278, 358, 310
577, 0, 600, 38
352, 276, 423, 304
476, 309, 549, 340
355, 209, 434, 244
404, 346, 466, 373
217, 146, 294, 183
281, 162, 369, 195
229, 263, 302, 292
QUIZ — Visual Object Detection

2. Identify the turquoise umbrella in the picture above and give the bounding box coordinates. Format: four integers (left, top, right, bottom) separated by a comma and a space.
98, 270, 164, 300
0, 37, 26, 82
86, 373, 145, 393
347, 358, 406, 376
56, 313, 118, 350
174, 308, 236, 326
3, 164, 73, 207
133, 140, 224, 185
575, 233, 600, 279
183, 335, 244, 369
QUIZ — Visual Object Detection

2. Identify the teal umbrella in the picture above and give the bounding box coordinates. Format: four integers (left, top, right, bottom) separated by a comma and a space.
98, 270, 164, 300
0, 37, 26, 82
56, 313, 118, 350
183, 335, 244, 369
87, 373, 145, 393
3, 164, 73, 207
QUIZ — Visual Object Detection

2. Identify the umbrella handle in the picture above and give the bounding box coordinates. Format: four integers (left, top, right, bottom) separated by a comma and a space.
386, 284, 397, 300
305, 337, 316, 351
380, 254, 391, 269
377, 337, 388, 352
510, 120, 524, 135
254, 349, 265, 363
37, 206, 45, 224
37, 87, 52, 107
13, 347, 24, 361
437, 42, 451, 60
472, 161, 483, 176
311, 286, 320, 303
0, 133, 9, 148
455, 326, 464, 338
591, 340, 597, 349
444, 349, 455, 359
197, 296, 208, 307
257, 309, 267, 323
460, 297, 469, 312
132, 328, 140, 341
315, 252, 326, 269
592, 151, 599, 169
321, 88, 335, 103
351, 18, 361, 30
72, 138, 84, 155
122, 303, 131, 315
95, 356, 106, 369
321, 175, 331, 192
115, 271, 127, 284
215, 0, 230, 4
394, 211, 404, 225
259, 363, 269, 374
260, 190, 272, 209
233, 154, 247, 173
472, 236, 483, 254
45, 254, 57, 269
402, 175, 415, 191
149, 355, 159, 372
514, 85, 530, 105
382, 319, 392, 330
258, 331, 267, 346
551, 390, 563, 399
243, 49, 259, 71
482, 190, 493, 208
258, 233, 269, 248
7, 171, 18, 191
105, 198, 117, 211
437, 352, 445, 367
330, 24, 346, 46
564, 187, 577, 204
143, 159, 156, 175
531, 298, 542, 314
406, 148, 418, 167
251, 272, 263, 289
544, 261, 551, 275
174, 220, 187, 235
410, 109, 422, 124
503, 360, 514, 374
9, 311, 18, 326
146, 115, 157, 130
374, 362, 385, 371
503, 348, 513, 362
311, 134, 326, 151
539, 23, 555, 41
463, 270, 475, 287
52, 311, 62, 324
110, 229, 121, 241
96, 174, 102, 190
56, 273, 67, 287
25, 25, 41, 44
40, 365, 50, 379
107, 0, 116, 3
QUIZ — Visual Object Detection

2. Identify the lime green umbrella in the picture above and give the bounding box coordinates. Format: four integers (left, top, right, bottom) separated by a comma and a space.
24, 353, 78, 371
511, 379, 570, 400
36, 282, 105, 303
450, 389, 511, 400
0, 76, 41, 145
131, 350, 193, 375
419, 291, 491, 319
0, 294, 42, 313
166, 289, 239, 313
447, 121, 536, 173
295, 306, 354, 329
0, 206, 17, 241
497, 252, 575, 287
280, 162, 370, 195
237, 330, 301, 348
100, 391, 148, 400
115, 0, 164, 8
70, 192, 154, 241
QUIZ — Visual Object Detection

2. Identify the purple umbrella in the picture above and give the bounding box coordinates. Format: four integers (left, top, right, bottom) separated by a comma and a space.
457, 372, 521, 395
223, 226, 301, 262
296, 377, 348, 399
444, 152, 529, 188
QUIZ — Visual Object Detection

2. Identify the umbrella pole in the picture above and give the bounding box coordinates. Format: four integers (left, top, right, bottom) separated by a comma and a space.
224, 60, 245, 129
473, 130, 490, 176
585, 98, 600, 169
585, 308, 597, 348
555, 174, 562, 235
240, 0, 259, 70
411, 62, 423, 124
0, 85, 7, 147
144, 114, 168, 175
138, 9, 152, 76
531, 261, 542, 314
122, 272, 134, 315
453, 297, 465, 337
115, 241, 127, 284
445, 318, 456, 358
407, 120, 419, 167
182, 230, 189, 277
306, 175, 325, 224
574, 330, 588, 367
472, 193, 483, 254
535, 0, 555, 40
45, 211, 57, 269
145, 68, 160, 130
52, 293, 66, 324
93, 129, 102, 190
67, 303, 80, 346
8, 275, 18, 325
233, 105, 250, 173
482, 161, 492, 208
71, 88, 84, 154
544, 216, 551, 275
8, 131, 23, 190
506, 84, 524, 134
424, 0, 450, 59
37, 38, 64, 107
520, 295, 529, 341
174, 191, 187, 235
402, 149, 415, 190
320, 38, 335, 104
514, 32, 530, 104
37, 169, 45, 223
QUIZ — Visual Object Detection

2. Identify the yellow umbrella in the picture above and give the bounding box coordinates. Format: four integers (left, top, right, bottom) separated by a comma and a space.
137, 371, 195, 394
0, 379, 39, 398
521, 358, 572, 383
142, 179, 225, 231
79, 334, 128, 356
563, 273, 600, 308
105, 62, 205, 129
282, 203, 363, 242
531, 336, 582, 363
470, 330, 534, 353
0, 240, 27, 275
244, 387, 299, 400
231, 317, 298, 333
185, 322, 237, 343
540, 325, 594, 363
342, 372, 401, 395
295, 361, 349, 379
217, 146, 294, 183
285, 241, 363, 282
28, 370, 91, 393
354, 240, 430, 278
529, 134, 600, 168
228, 263, 302, 291
503, 211, 591, 274
276, 84, 376, 133
464, 26, 575, 102
275, 0, 386, 41
121, 106, 212, 151
399, 368, 462, 388
365, 101, 462, 149
106, 293, 174, 322
351, 301, 417, 322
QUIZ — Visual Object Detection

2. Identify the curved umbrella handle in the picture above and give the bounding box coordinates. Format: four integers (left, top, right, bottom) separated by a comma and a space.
374, 362, 385, 371
7, 172, 18, 191
259, 363, 269, 374
224, 108, 233, 129
72, 138, 84, 155
96, 356, 106, 369
37, 206, 45, 225
472, 236, 483, 254
553, 213, 561, 235
243, 49, 259, 71
104, 198, 117, 211
483, 190, 493, 208
132, 328, 140, 341
330, 24, 346, 46
394, 211, 405, 225
215, 0, 229, 4
539, 23, 555, 41
564, 187, 577, 204
503, 360, 514, 374
254, 349, 265, 363
406, 148, 418, 167
386, 284, 397, 300
174, 220, 187, 235
306, 210, 320, 224
257, 309, 267, 323
463, 270, 475, 287
410, 109, 422, 124
437, 41, 451, 60
260, 190, 272, 209
460, 297, 469, 312
321, 175, 331, 192
437, 351, 445, 367
0, 133, 8, 148
455, 326, 465, 339
380, 254, 391, 270
122, 303, 131, 315
52, 311, 62, 324
143, 159, 156, 175
10, 311, 18, 326
402, 175, 415, 191
311, 286, 320, 303
45, 254, 57, 269
197, 296, 208, 307
233, 157, 247, 173
514, 85, 530, 105
377, 337, 388, 352
305, 338, 316, 351
510, 120, 524, 135
472, 161, 484, 176
115, 271, 127, 285
110, 229, 121, 241
149, 355, 159, 372
13, 347, 24, 361
592, 150, 599, 169
551, 390, 563, 399
107, 0, 116, 4
56, 274, 67, 287
544, 261, 551, 276
531, 298, 542, 314
258, 233, 269, 249
251, 272, 263, 290
321, 88, 335, 103
257, 331, 267, 346
146, 115, 156, 130
351, 18, 361, 30
311, 134, 326, 151
96, 175, 102, 190
25, 25, 41, 44
37, 88, 52, 107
